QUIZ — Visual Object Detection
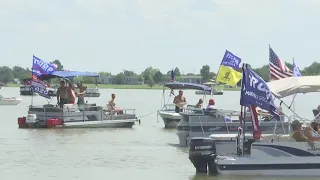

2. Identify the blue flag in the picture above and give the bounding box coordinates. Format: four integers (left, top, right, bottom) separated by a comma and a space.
292, 60, 301, 77
32, 55, 56, 76
220, 50, 242, 70
240, 65, 280, 120
31, 55, 56, 99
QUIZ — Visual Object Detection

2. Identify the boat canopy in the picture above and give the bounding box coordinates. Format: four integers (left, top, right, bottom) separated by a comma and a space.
267, 76, 320, 98
164, 82, 211, 91
39, 71, 99, 80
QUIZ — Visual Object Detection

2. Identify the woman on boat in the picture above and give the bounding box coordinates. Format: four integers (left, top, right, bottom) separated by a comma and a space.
304, 120, 320, 141
206, 99, 215, 110
291, 120, 314, 146
108, 93, 123, 114
195, 98, 203, 108
76, 83, 86, 105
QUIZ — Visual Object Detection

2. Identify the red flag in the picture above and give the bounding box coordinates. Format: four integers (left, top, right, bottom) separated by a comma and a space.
249, 105, 261, 139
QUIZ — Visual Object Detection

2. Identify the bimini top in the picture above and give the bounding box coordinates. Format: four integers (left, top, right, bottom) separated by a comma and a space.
164, 82, 211, 91
267, 76, 320, 98
39, 71, 99, 80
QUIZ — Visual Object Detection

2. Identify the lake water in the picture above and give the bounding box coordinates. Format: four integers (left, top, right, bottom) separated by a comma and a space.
0, 87, 319, 180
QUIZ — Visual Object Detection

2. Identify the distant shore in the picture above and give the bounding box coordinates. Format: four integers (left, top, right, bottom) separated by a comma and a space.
5, 83, 241, 91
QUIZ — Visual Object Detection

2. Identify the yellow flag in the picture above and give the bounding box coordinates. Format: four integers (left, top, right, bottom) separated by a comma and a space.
216, 65, 242, 86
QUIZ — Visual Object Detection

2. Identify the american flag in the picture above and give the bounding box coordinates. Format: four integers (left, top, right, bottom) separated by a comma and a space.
170, 69, 175, 82
269, 47, 292, 80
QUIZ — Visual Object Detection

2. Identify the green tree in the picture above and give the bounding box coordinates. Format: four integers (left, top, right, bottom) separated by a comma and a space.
51, 59, 64, 71
0, 66, 14, 83
115, 73, 126, 84
153, 71, 163, 83
142, 67, 158, 81
123, 70, 136, 77
200, 65, 211, 81
147, 75, 155, 87
174, 67, 181, 76
98, 72, 112, 76
137, 75, 144, 84
302, 62, 320, 75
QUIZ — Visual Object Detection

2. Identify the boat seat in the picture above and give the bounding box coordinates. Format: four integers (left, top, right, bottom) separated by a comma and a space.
203, 109, 220, 117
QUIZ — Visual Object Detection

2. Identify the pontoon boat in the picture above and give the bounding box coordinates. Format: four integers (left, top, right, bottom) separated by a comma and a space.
17, 71, 137, 129
158, 82, 211, 128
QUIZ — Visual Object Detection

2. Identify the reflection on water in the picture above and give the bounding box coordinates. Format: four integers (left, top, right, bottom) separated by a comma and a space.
1, 87, 320, 180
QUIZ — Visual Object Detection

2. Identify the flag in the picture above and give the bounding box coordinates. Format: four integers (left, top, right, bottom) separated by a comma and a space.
32, 55, 56, 76
170, 69, 175, 82
216, 50, 242, 86
170, 69, 175, 95
31, 55, 57, 98
292, 60, 301, 77
269, 46, 292, 80
248, 105, 261, 139
240, 64, 279, 120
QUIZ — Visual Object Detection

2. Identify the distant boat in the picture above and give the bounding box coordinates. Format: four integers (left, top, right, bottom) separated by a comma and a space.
195, 80, 224, 96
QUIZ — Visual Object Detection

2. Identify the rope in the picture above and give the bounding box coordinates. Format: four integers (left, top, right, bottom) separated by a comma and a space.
137, 111, 158, 119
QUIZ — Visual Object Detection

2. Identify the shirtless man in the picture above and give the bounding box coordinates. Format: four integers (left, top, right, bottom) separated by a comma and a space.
173, 90, 186, 113
57, 80, 68, 108
67, 84, 76, 104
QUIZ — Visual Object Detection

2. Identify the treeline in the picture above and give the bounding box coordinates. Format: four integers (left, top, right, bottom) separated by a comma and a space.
1, 60, 320, 85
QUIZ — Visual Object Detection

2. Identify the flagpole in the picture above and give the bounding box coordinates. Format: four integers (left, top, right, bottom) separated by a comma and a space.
31, 55, 34, 106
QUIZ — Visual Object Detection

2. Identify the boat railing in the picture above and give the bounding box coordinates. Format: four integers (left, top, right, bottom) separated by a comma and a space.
180, 106, 241, 116
160, 104, 176, 111
28, 104, 136, 115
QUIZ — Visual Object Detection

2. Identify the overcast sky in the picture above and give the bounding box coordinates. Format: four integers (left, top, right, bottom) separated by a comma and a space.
1, 0, 319, 74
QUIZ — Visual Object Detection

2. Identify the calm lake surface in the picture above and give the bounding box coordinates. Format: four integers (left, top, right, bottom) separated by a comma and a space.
0, 87, 319, 180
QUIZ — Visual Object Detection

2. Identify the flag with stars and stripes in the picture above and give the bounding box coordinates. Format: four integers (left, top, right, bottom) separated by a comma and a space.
269, 46, 293, 80
170, 69, 175, 82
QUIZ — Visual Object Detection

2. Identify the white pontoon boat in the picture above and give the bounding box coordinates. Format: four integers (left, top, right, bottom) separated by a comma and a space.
158, 82, 211, 128
17, 71, 137, 129
0, 94, 21, 105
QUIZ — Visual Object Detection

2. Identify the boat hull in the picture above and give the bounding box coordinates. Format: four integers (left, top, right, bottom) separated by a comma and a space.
217, 156, 320, 176
0, 99, 21, 105
158, 110, 181, 128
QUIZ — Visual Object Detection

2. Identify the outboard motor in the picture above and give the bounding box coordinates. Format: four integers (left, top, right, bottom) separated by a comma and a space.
188, 137, 218, 174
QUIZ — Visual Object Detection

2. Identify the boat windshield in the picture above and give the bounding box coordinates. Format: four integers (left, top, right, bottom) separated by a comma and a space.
0, 94, 3, 99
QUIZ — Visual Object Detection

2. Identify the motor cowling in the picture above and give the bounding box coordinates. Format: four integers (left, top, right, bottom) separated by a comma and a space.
189, 137, 218, 174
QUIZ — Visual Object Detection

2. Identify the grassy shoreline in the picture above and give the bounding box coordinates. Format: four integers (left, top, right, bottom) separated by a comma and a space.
5, 83, 240, 91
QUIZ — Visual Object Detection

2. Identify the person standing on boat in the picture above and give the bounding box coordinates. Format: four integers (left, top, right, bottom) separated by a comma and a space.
67, 84, 76, 104
108, 93, 123, 114
76, 83, 86, 105
173, 90, 186, 113
57, 80, 68, 108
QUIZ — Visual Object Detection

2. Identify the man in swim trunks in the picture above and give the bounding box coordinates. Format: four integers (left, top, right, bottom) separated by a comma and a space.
57, 80, 68, 108
67, 84, 76, 104
173, 90, 186, 113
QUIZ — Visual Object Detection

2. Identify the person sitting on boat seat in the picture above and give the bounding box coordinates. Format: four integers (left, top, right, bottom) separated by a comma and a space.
291, 120, 314, 146
195, 98, 203, 108
57, 80, 68, 108
304, 120, 320, 141
206, 99, 216, 110
67, 84, 76, 104
173, 90, 186, 113
108, 93, 123, 114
